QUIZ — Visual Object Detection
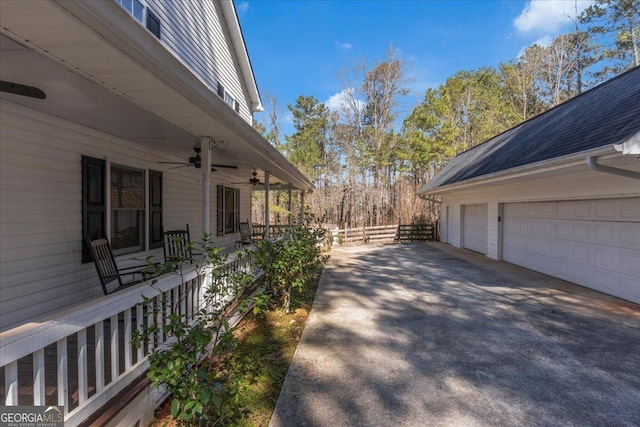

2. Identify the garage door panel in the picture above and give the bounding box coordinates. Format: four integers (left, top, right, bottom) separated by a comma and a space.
553, 240, 572, 260
556, 222, 572, 238
574, 201, 592, 217
594, 247, 616, 270
621, 277, 640, 299
621, 252, 640, 273
595, 200, 616, 218
621, 223, 640, 246
463, 203, 487, 254
503, 198, 640, 304
594, 224, 616, 243
573, 223, 591, 241
573, 244, 592, 264
621, 199, 640, 219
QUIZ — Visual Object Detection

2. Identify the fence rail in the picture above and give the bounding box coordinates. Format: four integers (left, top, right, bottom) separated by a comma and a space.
332, 224, 436, 245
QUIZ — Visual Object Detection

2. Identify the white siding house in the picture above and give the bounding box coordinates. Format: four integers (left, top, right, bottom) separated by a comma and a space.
419, 67, 640, 305
0, 1, 312, 425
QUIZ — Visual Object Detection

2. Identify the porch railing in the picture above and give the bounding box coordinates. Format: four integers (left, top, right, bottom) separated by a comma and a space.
0, 249, 259, 426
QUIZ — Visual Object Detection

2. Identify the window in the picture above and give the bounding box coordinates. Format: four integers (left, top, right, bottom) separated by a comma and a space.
224, 91, 236, 109
117, 0, 144, 22
116, 0, 161, 40
217, 82, 241, 114
146, 10, 161, 39
217, 185, 240, 236
111, 165, 145, 254
82, 156, 163, 262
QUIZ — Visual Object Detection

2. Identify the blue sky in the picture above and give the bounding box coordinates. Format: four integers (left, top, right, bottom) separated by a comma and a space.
236, 0, 594, 136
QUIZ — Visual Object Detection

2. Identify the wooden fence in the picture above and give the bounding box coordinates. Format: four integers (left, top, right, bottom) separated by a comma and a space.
331, 224, 436, 245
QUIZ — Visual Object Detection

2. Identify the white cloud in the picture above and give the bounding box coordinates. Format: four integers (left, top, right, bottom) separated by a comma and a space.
517, 34, 553, 57
237, 2, 249, 13
335, 41, 353, 50
324, 89, 365, 113
514, 0, 593, 35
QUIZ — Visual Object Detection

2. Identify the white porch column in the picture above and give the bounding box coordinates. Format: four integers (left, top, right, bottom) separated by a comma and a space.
300, 190, 305, 222
287, 184, 293, 227
264, 171, 270, 239
202, 137, 211, 235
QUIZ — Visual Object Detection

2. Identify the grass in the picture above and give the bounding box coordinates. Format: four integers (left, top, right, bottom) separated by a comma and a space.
151, 269, 322, 427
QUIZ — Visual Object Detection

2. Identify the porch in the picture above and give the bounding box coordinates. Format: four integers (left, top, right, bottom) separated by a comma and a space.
0, 248, 259, 426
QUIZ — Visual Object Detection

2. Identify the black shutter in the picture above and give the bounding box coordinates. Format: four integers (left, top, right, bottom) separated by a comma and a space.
82, 156, 106, 263
235, 188, 240, 232
217, 185, 224, 236
146, 10, 161, 39
149, 170, 163, 249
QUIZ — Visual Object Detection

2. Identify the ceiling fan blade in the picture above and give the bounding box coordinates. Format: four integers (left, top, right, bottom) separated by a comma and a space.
0, 80, 46, 99
168, 165, 193, 170
158, 161, 192, 166
210, 164, 238, 169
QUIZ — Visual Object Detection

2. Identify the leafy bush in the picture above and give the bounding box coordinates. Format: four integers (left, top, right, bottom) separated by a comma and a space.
255, 213, 328, 313
132, 234, 257, 425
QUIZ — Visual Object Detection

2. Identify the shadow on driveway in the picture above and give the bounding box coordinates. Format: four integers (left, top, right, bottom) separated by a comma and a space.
269, 242, 640, 427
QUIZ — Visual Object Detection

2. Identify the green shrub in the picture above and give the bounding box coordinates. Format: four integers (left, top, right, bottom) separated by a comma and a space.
132, 234, 256, 425
255, 213, 328, 313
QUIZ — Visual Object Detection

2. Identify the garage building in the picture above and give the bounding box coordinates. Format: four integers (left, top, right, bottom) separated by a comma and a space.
419, 67, 640, 304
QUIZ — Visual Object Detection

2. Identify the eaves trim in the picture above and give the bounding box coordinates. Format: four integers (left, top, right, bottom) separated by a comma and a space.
418, 145, 617, 196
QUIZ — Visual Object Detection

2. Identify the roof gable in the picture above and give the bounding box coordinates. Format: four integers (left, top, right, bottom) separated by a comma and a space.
421, 66, 640, 192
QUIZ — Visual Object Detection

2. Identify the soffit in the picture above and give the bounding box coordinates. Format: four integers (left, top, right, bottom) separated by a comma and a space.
0, 0, 312, 190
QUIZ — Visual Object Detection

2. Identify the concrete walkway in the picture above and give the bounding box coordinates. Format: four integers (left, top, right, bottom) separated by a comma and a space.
269, 242, 640, 427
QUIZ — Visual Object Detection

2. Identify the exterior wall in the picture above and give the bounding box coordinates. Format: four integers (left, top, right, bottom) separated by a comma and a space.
440, 170, 640, 261
0, 101, 250, 332
136, 0, 254, 123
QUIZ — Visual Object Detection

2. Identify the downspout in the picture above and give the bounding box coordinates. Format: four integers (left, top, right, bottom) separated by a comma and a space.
586, 156, 640, 180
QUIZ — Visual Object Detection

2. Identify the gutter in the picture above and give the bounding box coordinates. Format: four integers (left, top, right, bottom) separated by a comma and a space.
419, 145, 616, 196
586, 156, 640, 180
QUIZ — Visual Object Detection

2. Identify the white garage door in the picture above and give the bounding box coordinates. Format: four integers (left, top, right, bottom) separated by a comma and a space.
503, 198, 640, 304
463, 204, 487, 254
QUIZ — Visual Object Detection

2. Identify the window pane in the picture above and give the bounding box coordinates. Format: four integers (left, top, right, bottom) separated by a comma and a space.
121, 0, 133, 14
133, 0, 144, 21
111, 165, 145, 253
112, 210, 143, 252
111, 166, 144, 209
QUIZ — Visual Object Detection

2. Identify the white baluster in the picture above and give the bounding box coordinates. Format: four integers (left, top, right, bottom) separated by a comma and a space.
95, 321, 104, 391
78, 329, 88, 404
124, 309, 132, 370
57, 338, 68, 415
5, 360, 18, 405
33, 348, 45, 405
136, 304, 144, 362
110, 315, 119, 380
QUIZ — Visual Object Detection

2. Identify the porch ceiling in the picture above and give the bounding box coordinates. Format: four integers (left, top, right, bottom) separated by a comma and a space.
0, 0, 313, 190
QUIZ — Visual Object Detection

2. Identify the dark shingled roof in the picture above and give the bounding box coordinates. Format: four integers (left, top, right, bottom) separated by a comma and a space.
421, 66, 640, 192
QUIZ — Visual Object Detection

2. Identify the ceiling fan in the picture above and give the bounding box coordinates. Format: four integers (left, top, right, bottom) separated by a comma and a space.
231, 171, 261, 185
158, 147, 238, 172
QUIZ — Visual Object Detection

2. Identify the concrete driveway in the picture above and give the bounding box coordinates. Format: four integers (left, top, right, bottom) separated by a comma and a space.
269, 242, 640, 427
